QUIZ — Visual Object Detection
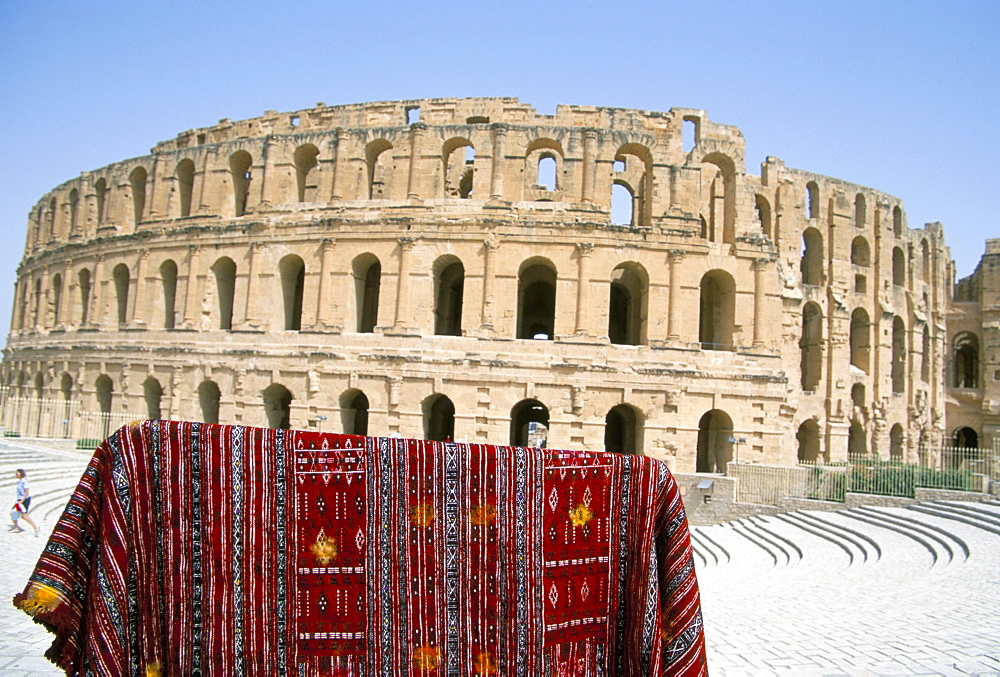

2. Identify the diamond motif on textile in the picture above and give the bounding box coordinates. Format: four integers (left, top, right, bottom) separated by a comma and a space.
316, 495, 326, 515
323, 472, 331, 485
356, 528, 365, 551
548, 487, 559, 512
317, 592, 329, 613
583, 486, 593, 507
548, 583, 559, 608
581, 579, 590, 601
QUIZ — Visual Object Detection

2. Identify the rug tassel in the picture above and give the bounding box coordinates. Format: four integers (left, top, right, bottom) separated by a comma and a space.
15, 583, 65, 617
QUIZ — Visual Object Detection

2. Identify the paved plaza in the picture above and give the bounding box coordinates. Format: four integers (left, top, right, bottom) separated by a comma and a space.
1, 438, 998, 675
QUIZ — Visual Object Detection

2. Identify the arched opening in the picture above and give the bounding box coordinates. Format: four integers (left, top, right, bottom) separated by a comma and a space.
701, 152, 736, 243
850, 308, 870, 373
952, 426, 978, 449
78, 268, 91, 325
889, 423, 905, 461
279, 255, 305, 331
536, 155, 557, 191
800, 302, 823, 391
353, 255, 381, 333
176, 159, 196, 217
892, 317, 906, 394
229, 151, 253, 217
113, 263, 130, 326
294, 144, 320, 202
198, 380, 221, 425
517, 261, 557, 340
611, 182, 634, 226
60, 373, 73, 400
608, 263, 647, 345
160, 259, 178, 329
212, 257, 236, 330
423, 394, 455, 442
129, 167, 147, 225
851, 236, 871, 267
892, 247, 906, 287
604, 404, 642, 454
755, 194, 772, 237
801, 228, 823, 285
443, 138, 475, 198
34, 371, 44, 398
95, 374, 113, 414
94, 178, 108, 225
851, 383, 866, 410
696, 409, 734, 473
892, 206, 903, 237
68, 188, 79, 234
699, 270, 736, 350
854, 193, 866, 228
510, 399, 549, 448
143, 377, 163, 420
263, 383, 292, 429
953, 332, 979, 388
848, 419, 867, 459
434, 259, 464, 336
32, 278, 41, 328
51, 274, 62, 326
366, 140, 393, 199
921, 326, 930, 382
682, 116, 699, 152
797, 419, 821, 463
806, 182, 820, 220
525, 139, 563, 198
339, 389, 369, 436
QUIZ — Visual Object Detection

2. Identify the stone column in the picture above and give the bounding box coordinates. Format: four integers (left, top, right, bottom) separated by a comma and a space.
316, 238, 336, 328
183, 245, 201, 329
10, 279, 22, 332
33, 272, 44, 332
669, 166, 680, 209
131, 249, 149, 325
490, 124, 507, 200
244, 243, 261, 328
58, 260, 73, 328
575, 243, 594, 335
90, 254, 105, 329
406, 123, 426, 200
581, 129, 597, 203
667, 250, 684, 340
480, 237, 498, 330
147, 155, 162, 219
259, 136, 277, 206
752, 258, 769, 348
328, 129, 342, 201
393, 237, 416, 330
196, 147, 217, 215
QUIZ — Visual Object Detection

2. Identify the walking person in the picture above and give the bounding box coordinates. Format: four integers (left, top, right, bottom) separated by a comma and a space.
9, 469, 39, 536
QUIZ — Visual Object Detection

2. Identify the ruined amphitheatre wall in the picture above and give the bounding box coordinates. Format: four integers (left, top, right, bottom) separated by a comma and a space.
2, 97, 950, 471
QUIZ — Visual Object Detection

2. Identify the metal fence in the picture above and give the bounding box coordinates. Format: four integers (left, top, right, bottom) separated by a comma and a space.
0, 387, 135, 447
731, 445, 998, 505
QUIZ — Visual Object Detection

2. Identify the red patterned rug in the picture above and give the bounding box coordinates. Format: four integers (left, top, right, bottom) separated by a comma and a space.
15, 421, 707, 675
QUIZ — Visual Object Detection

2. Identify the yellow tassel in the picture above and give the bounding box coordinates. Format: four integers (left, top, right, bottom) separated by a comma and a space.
16, 583, 64, 617
145, 661, 161, 677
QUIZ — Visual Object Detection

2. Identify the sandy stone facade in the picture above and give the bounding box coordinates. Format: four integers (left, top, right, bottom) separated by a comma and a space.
2, 97, 976, 471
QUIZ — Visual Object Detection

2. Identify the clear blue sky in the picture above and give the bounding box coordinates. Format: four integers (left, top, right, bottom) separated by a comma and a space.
1, 1, 997, 339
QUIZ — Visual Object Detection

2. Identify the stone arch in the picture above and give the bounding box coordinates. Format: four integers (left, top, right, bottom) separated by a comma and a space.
113, 263, 130, 326
160, 259, 178, 329
78, 268, 92, 326
365, 139, 394, 199
353, 253, 381, 333
755, 194, 772, 237
891, 316, 906, 394
50, 273, 63, 327
952, 426, 978, 449
613, 143, 654, 227
700, 151, 737, 243
517, 258, 557, 340
696, 409, 733, 473
60, 372, 74, 400
892, 246, 906, 286
339, 388, 369, 436
850, 308, 871, 373
525, 138, 564, 194
443, 137, 475, 199
143, 376, 163, 420
211, 256, 237, 330
95, 374, 113, 413
198, 380, 221, 425
953, 332, 979, 388
294, 143, 321, 202
851, 236, 871, 267
801, 227, 823, 285
854, 193, 866, 228
848, 419, 867, 458
921, 239, 931, 283
68, 188, 79, 235
279, 254, 305, 331
229, 150, 253, 217
510, 399, 549, 448
608, 262, 648, 346
699, 269, 736, 350
851, 383, 866, 409
892, 205, 903, 237
263, 383, 293, 429
604, 403, 643, 455
129, 166, 147, 225
797, 419, 821, 463
423, 394, 455, 442
94, 177, 108, 225
800, 302, 823, 391
920, 324, 930, 382
433, 256, 464, 336
889, 423, 905, 461
176, 159, 196, 217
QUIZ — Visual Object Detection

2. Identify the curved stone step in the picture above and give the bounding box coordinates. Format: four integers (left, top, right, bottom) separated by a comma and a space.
792, 511, 882, 562
746, 516, 804, 563
905, 503, 1000, 537
930, 501, 1000, 528
774, 512, 862, 565
841, 507, 949, 566
729, 522, 781, 566
690, 527, 731, 567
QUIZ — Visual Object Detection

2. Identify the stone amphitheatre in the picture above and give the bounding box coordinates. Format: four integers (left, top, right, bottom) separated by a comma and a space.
2, 97, 996, 488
